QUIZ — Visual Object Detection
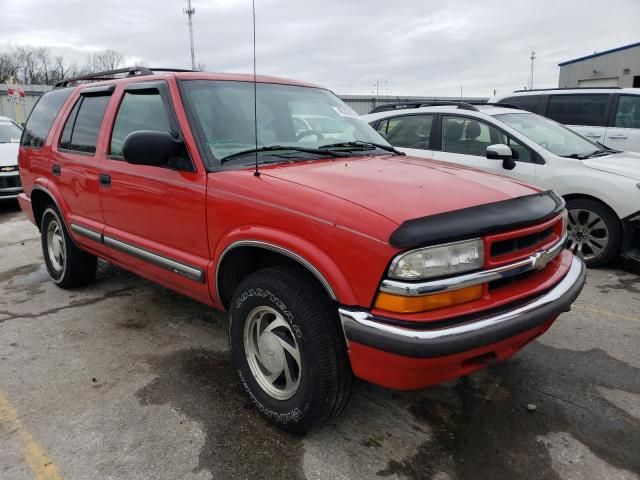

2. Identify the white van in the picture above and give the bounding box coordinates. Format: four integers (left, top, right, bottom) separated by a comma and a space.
489, 88, 640, 153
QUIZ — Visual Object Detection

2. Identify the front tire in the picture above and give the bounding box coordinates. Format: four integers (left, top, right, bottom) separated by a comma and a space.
228, 266, 352, 433
41, 207, 97, 288
566, 198, 621, 267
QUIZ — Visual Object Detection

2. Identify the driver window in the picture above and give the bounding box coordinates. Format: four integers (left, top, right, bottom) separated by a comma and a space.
442, 115, 532, 162
110, 90, 171, 158
380, 115, 433, 149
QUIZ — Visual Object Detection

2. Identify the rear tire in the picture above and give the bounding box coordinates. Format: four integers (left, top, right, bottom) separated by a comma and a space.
228, 266, 353, 433
41, 207, 97, 288
565, 198, 621, 267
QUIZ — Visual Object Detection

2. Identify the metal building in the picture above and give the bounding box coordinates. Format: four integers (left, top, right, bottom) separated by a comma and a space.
0, 84, 52, 124
339, 95, 488, 116
558, 42, 640, 88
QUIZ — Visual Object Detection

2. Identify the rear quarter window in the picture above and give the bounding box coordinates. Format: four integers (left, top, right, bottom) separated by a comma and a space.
500, 95, 541, 113
21, 88, 73, 148
545, 94, 609, 126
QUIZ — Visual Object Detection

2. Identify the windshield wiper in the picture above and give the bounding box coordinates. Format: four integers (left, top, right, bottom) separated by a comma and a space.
219, 145, 349, 164
563, 150, 608, 160
319, 141, 405, 156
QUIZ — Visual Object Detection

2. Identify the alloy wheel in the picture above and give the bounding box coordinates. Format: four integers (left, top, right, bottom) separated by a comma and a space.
46, 218, 66, 272
567, 208, 609, 261
243, 306, 302, 400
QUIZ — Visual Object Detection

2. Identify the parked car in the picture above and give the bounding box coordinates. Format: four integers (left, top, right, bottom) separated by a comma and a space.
489, 88, 640, 153
0, 116, 23, 200
364, 102, 640, 267
18, 68, 585, 432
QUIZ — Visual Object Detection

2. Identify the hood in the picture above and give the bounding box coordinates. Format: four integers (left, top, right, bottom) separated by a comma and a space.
583, 151, 640, 181
0, 142, 19, 168
261, 155, 540, 225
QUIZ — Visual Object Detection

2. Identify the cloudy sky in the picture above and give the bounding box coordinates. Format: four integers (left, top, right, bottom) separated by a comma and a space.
2, 0, 639, 96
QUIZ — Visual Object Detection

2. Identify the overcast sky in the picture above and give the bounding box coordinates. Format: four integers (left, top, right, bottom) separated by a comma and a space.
2, 0, 639, 97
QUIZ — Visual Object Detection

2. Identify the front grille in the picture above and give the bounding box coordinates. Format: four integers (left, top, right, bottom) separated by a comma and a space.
0, 175, 21, 189
491, 226, 554, 258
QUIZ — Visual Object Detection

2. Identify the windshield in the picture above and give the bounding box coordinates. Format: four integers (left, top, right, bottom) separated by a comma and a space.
0, 122, 22, 143
182, 80, 390, 165
495, 112, 606, 158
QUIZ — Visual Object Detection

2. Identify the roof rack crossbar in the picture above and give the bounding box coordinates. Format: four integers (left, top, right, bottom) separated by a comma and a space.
513, 87, 622, 93
54, 66, 197, 88
369, 101, 479, 114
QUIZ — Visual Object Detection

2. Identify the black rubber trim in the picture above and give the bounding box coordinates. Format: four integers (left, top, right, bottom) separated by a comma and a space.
389, 190, 564, 249
343, 260, 586, 358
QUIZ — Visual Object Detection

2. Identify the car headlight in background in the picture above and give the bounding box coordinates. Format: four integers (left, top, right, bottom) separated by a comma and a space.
388, 238, 484, 281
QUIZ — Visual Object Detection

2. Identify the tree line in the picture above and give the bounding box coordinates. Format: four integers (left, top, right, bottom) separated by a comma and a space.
0, 46, 136, 86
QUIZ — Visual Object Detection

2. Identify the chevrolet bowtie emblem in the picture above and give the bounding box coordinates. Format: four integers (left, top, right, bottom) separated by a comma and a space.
531, 251, 553, 270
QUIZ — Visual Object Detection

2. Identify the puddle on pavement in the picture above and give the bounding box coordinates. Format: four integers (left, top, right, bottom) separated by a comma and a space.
136, 348, 305, 479
378, 342, 640, 480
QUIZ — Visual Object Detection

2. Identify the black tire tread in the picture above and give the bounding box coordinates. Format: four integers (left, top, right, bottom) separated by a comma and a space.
230, 266, 353, 432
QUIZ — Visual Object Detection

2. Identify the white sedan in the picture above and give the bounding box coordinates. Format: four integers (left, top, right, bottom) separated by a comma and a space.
363, 103, 640, 267
0, 116, 23, 200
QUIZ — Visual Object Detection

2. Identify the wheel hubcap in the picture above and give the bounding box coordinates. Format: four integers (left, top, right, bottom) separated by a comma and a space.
47, 219, 66, 272
243, 306, 301, 400
566, 208, 609, 261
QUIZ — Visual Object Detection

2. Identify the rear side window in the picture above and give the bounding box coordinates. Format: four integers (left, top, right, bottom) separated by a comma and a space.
545, 94, 609, 126
21, 88, 73, 148
110, 91, 171, 157
500, 95, 541, 113
614, 95, 640, 128
59, 95, 110, 154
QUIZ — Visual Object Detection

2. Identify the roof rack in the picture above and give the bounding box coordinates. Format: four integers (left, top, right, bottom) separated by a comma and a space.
54, 66, 196, 88
369, 101, 479, 114
470, 102, 523, 110
513, 87, 622, 93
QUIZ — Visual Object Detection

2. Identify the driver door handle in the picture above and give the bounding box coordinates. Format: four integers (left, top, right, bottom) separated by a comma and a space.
99, 173, 111, 187
608, 134, 627, 139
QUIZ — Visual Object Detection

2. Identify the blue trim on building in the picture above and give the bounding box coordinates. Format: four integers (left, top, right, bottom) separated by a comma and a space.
558, 41, 640, 67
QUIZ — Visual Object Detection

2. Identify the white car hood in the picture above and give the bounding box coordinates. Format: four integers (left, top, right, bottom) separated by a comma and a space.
0, 142, 19, 168
583, 152, 640, 181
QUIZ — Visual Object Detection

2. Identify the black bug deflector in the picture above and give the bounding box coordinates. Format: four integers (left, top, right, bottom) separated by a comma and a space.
389, 190, 565, 249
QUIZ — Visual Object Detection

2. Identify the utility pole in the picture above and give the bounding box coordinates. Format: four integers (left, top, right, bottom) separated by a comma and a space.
184, 0, 196, 70
529, 50, 536, 90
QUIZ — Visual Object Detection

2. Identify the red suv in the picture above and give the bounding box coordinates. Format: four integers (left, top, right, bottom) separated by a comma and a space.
18, 67, 586, 432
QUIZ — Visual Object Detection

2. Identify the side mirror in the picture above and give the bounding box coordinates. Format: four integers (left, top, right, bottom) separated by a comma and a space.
123, 131, 184, 167
486, 144, 516, 170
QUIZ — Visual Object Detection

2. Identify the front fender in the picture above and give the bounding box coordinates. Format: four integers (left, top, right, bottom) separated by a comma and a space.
210, 225, 358, 307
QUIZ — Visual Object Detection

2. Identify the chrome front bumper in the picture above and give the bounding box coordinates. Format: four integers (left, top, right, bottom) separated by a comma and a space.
339, 255, 586, 358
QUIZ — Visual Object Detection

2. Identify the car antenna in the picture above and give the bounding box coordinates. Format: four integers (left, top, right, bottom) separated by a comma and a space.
252, 0, 260, 177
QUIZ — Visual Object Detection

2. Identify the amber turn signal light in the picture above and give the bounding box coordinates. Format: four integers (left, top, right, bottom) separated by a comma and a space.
374, 284, 483, 313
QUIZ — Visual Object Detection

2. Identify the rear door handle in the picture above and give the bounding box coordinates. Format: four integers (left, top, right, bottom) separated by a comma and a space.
99, 173, 111, 187
608, 134, 627, 139
52, 164, 61, 176
584, 133, 601, 138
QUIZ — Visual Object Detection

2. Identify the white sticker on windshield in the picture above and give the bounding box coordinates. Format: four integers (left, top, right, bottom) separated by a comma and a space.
332, 106, 359, 118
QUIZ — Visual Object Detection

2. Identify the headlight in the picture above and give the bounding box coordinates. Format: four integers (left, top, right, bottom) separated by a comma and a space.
388, 238, 484, 280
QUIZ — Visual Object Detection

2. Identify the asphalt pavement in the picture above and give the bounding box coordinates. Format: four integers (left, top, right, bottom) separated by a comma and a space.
0, 200, 638, 480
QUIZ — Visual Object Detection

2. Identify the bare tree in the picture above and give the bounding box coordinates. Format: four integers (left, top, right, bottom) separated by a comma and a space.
0, 45, 136, 85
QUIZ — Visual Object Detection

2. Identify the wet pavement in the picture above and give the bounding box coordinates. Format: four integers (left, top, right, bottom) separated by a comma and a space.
0, 200, 638, 480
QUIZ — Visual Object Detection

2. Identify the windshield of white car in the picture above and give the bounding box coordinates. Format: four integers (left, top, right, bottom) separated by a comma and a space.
181, 80, 391, 165
0, 122, 22, 143
495, 113, 609, 159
